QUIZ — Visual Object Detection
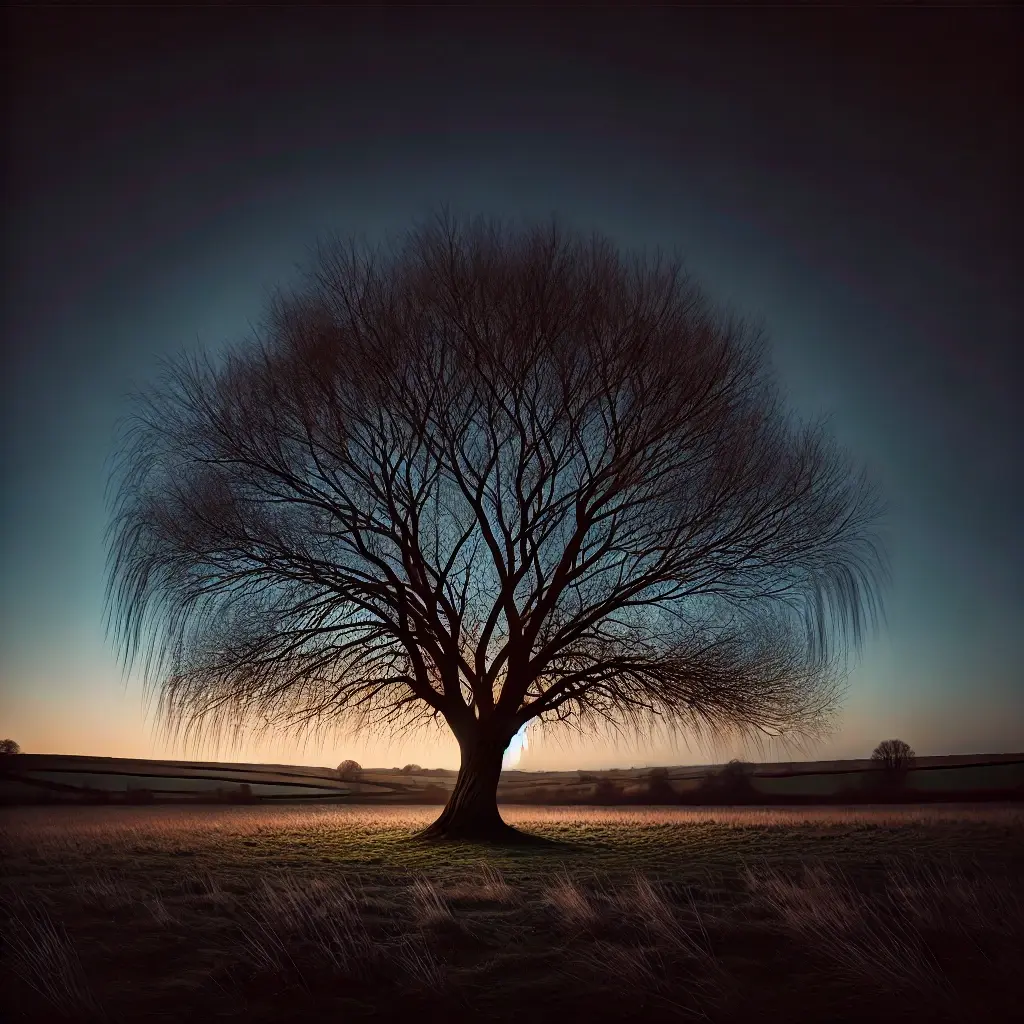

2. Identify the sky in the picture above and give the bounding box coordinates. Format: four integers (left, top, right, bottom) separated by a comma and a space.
2, 8, 1021, 772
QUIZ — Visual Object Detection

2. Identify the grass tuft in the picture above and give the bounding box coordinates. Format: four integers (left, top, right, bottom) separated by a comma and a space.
744, 860, 954, 1001
1, 887, 103, 1019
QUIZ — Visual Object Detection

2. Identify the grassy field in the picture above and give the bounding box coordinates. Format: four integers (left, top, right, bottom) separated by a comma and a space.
2, 804, 1022, 1023
5, 752, 1023, 806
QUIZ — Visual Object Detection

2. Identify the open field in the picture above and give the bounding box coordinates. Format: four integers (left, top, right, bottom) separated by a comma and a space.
4, 752, 1023, 806
2, 804, 1022, 1022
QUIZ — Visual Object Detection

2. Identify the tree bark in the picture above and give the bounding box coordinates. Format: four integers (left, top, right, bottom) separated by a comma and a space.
418, 724, 545, 843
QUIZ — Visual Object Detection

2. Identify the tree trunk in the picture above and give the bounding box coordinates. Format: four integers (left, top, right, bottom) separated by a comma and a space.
418, 725, 541, 843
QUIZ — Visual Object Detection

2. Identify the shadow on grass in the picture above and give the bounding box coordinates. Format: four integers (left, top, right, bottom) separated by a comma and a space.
411, 824, 572, 851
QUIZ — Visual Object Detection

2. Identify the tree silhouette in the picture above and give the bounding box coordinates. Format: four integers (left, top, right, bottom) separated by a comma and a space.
337, 759, 362, 779
106, 212, 887, 842
871, 739, 915, 772
699, 758, 757, 803
0, 739, 20, 755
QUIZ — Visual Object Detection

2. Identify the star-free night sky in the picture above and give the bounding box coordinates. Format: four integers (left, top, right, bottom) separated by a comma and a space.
3, 9, 1020, 770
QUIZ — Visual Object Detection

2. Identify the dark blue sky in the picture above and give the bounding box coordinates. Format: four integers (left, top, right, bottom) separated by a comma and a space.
2, 8, 1020, 767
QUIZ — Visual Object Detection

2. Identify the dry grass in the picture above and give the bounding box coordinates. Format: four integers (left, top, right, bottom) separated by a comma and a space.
744, 862, 953, 999
392, 941, 450, 992
544, 867, 604, 930
886, 859, 1024, 936
554, 869, 728, 1018
1, 887, 103, 1020
409, 876, 456, 929
72, 871, 136, 909
740, 855, 1024, 1017
0, 803, 1021, 1022
238, 875, 375, 980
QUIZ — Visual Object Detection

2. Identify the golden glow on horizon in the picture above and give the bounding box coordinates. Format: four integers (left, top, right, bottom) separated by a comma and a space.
4, 666, 1023, 770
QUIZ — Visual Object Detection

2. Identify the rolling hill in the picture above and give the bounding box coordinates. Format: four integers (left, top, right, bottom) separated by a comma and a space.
2, 752, 1022, 806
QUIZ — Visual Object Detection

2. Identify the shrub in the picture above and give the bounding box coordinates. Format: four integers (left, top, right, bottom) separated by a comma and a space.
698, 759, 757, 803
3, 891, 100, 1017
646, 766, 679, 804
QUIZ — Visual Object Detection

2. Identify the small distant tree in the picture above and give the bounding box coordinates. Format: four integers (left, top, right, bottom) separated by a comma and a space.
0, 739, 21, 755
594, 777, 622, 804
401, 764, 422, 775
721, 757, 754, 780
871, 739, 914, 772
337, 759, 362, 780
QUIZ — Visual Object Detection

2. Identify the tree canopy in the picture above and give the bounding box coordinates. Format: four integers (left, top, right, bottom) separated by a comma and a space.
106, 212, 887, 839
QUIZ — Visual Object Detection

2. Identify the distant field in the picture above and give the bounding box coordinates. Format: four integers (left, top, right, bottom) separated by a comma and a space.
2, 803, 1022, 1022
3, 752, 1022, 806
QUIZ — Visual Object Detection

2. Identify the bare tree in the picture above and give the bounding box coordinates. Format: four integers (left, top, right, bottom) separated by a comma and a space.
871, 739, 915, 772
0, 739, 21, 755
106, 212, 887, 842
337, 759, 362, 779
